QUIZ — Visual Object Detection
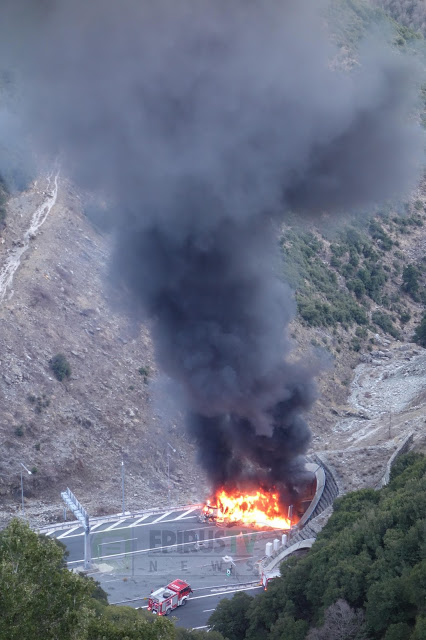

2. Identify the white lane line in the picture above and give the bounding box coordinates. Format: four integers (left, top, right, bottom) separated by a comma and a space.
57, 525, 81, 539
192, 626, 208, 630
90, 522, 106, 532
175, 507, 199, 520
191, 586, 262, 600
104, 578, 125, 584
103, 519, 127, 532
63, 515, 198, 539
131, 514, 151, 526
203, 609, 216, 612
68, 530, 267, 564
110, 587, 261, 608
150, 511, 173, 524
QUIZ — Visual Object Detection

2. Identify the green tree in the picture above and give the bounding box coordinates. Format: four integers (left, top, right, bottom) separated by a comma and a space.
413, 313, 426, 347
402, 264, 420, 299
0, 519, 178, 640
0, 519, 94, 640
208, 592, 253, 640
87, 605, 173, 640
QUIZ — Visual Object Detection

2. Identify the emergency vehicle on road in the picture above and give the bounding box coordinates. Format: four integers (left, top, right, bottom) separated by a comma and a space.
147, 579, 193, 616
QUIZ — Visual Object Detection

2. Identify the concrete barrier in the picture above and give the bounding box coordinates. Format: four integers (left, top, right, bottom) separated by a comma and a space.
261, 538, 316, 584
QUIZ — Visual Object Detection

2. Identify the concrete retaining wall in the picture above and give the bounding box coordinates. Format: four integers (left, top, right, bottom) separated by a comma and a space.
297, 463, 325, 529
376, 433, 414, 488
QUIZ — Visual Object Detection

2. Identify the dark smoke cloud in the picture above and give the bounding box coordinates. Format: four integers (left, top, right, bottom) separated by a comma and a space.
0, 1, 423, 502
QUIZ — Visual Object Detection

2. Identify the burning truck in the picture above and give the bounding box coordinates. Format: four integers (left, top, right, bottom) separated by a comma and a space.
200, 489, 294, 529
199, 474, 317, 528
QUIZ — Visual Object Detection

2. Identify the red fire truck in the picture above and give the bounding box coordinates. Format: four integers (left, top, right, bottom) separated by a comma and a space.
147, 579, 193, 616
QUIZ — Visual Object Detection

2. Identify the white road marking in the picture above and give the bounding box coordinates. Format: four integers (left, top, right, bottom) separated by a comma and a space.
150, 511, 173, 524
104, 578, 125, 584
176, 507, 199, 520
190, 586, 262, 600
68, 529, 269, 564
98, 537, 137, 547
103, 519, 127, 531
57, 525, 81, 539
192, 626, 208, 630
90, 522, 106, 531
59, 515, 201, 539
111, 586, 261, 608
131, 514, 151, 526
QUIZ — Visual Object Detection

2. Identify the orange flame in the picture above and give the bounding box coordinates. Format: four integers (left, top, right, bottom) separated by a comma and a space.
209, 489, 292, 529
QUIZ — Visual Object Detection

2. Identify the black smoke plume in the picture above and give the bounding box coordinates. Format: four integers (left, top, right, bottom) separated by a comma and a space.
0, 1, 422, 503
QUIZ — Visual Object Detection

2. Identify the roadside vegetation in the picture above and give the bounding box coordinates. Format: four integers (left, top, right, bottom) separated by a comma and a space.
209, 452, 426, 640
370, 0, 426, 37
281, 202, 426, 348
0, 518, 184, 640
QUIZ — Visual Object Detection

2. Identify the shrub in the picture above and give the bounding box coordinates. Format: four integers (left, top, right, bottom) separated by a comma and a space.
402, 264, 420, 299
372, 311, 400, 339
369, 220, 393, 250
49, 354, 71, 381
138, 366, 150, 383
413, 314, 426, 347
351, 338, 361, 352
34, 395, 50, 414
14, 426, 24, 437
138, 366, 150, 377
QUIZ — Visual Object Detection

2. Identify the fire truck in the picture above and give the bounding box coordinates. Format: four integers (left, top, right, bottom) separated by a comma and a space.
147, 579, 193, 616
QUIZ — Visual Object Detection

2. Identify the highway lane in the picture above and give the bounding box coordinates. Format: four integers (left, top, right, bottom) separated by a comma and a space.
44, 507, 283, 627
163, 584, 264, 629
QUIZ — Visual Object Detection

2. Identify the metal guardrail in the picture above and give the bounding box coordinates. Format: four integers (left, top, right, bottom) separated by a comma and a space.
37, 503, 203, 534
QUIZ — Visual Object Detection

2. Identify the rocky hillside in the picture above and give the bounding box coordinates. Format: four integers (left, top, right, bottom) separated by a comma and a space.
0, 176, 204, 526
0, 0, 425, 527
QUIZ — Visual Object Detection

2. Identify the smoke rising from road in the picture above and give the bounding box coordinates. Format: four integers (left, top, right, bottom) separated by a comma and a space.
0, 1, 422, 502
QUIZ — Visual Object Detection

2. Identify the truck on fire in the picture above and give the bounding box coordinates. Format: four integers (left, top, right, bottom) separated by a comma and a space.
147, 579, 192, 616
199, 501, 220, 523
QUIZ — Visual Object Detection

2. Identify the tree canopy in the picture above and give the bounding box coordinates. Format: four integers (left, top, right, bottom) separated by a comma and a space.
0, 518, 175, 640
209, 453, 426, 640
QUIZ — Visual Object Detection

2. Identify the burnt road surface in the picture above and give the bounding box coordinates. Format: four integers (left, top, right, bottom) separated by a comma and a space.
46, 506, 280, 628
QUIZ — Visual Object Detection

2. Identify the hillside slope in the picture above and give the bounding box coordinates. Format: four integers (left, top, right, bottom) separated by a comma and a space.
0, 0, 425, 526
0, 178, 203, 526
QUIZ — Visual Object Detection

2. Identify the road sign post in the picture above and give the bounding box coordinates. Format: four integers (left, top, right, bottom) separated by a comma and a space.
61, 488, 91, 570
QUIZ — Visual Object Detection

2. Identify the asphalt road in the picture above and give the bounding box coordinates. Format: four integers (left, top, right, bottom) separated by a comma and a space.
47, 507, 279, 628
157, 584, 264, 629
